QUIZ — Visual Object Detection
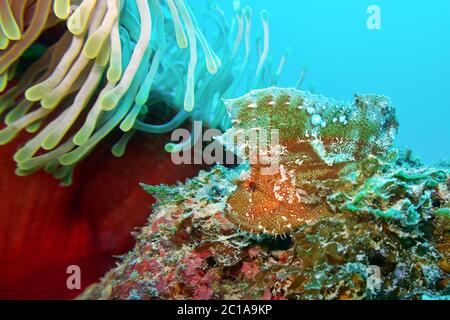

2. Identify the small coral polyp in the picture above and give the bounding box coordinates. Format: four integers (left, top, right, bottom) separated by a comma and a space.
222, 87, 399, 235
0, 1, 296, 184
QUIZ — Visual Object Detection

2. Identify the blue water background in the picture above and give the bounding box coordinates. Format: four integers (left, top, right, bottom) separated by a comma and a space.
195, 0, 450, 163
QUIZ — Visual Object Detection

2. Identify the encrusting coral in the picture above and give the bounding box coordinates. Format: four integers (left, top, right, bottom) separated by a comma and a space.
79, 88, 449, 300
0, 0, 301, 185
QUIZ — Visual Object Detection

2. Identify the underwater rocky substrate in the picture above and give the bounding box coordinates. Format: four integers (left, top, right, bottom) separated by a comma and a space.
79, 159, 449, 300
79, 88, 449, 300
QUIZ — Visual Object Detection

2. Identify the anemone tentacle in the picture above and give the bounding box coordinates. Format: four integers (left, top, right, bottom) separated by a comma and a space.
0, 0, 304, 185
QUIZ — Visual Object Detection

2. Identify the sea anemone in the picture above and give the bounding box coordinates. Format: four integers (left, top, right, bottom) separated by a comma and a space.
0, 0, 301, 185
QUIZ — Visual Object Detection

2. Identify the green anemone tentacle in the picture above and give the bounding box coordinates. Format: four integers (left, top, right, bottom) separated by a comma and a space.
0, 0, 302, 185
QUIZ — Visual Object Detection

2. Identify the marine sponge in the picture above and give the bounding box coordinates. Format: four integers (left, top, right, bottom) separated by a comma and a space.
220, 87, 398, 234
0, 1, 298, 185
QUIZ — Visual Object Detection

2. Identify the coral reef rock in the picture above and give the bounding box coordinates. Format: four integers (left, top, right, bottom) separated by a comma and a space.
79, 114, 449, 300
80, 89, 448, 300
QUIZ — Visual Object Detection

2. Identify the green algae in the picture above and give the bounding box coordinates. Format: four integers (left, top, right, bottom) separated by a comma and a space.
333, 159, 450, 226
